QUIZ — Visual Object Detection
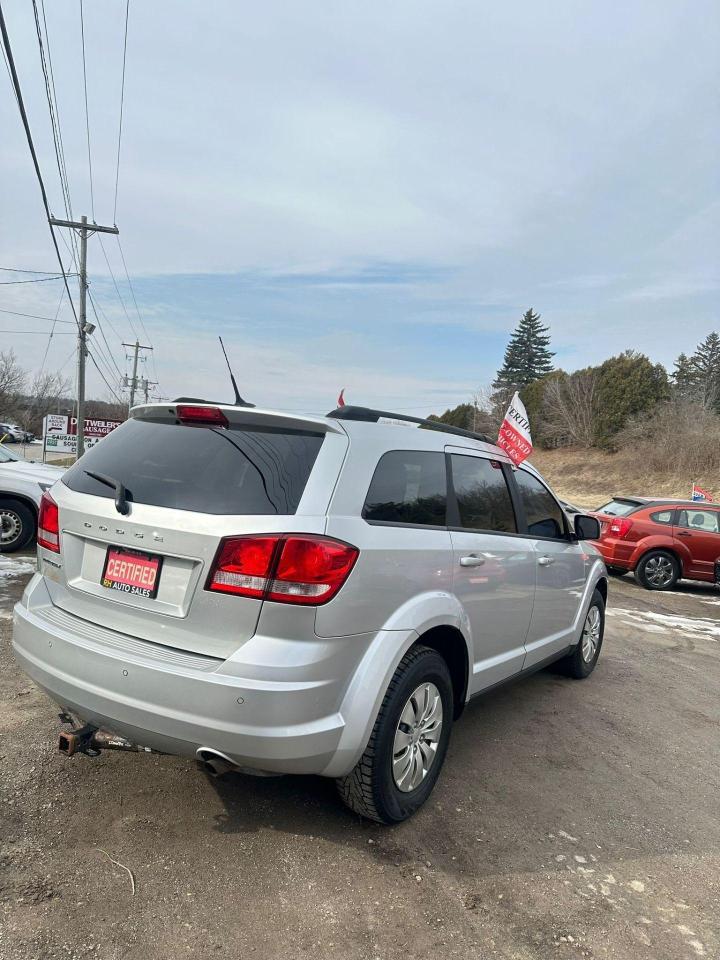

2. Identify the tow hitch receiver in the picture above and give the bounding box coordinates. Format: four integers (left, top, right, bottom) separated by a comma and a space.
58, 713, 155, 757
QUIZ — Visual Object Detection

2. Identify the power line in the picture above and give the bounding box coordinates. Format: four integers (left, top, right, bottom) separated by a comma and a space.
0, 2, 80, 330
87, 292, 124, 380
87, 348, 124, 403
38, 287, 67, 376
0, 328, 73, 335
97, 235, 137, 338
113, 0, 129, 223
87, 288, 124, 343
116, 235, 151, 345
0, 307, 73, 323
79, 0, 95, 218
0, 274, 64, 284
0, 265, 77, 275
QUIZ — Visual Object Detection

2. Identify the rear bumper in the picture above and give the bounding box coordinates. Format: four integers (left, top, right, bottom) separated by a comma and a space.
13, 575, 361, 776
592, 538, 635, 570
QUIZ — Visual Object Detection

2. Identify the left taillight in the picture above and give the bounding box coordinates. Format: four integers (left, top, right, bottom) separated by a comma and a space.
37, 491, 60, 553
206, 534, 358, 605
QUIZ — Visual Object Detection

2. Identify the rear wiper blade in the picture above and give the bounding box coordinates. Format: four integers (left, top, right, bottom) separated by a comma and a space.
84, 470, 130, 515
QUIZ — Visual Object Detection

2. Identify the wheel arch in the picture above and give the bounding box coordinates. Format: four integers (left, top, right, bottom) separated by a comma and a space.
0, 491, 38, 518
413, 624, 469, 720
635, 544, 683, 575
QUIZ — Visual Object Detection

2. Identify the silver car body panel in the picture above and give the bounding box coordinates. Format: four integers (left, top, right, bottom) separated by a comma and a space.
13, 403, 607, 778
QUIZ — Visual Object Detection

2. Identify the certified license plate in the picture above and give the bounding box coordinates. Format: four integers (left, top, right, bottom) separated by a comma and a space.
101, 548, 162, 599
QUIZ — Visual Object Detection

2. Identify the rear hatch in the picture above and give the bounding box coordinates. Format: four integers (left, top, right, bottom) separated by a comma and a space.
43, 405, 348, 659
591, 497, 643, 538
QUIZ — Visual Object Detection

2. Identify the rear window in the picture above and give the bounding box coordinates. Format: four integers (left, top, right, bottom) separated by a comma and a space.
595, 499, 639, 517
363, 451, 447, 526
62, 417, 324, 515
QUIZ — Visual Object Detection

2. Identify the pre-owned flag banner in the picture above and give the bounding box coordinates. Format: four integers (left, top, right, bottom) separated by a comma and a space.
691, 484, 713, 502
497, 391, 533, 467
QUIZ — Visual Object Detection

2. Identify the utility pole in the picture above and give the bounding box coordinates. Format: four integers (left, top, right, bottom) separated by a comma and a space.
140, 376, 158, 404
48, 215, 119, 458
122, 340, 153, 409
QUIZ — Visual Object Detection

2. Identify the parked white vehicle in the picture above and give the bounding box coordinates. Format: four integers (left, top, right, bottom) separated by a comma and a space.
0, 445, 64, 551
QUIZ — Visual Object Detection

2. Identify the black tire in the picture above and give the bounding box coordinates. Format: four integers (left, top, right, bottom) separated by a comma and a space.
557, 588, 605, 679
336, 645, 454, 824
635, 549, 679, 591
0, 498, 36, 553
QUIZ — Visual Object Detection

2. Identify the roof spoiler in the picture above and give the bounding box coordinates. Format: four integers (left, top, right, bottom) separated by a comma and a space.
326, 405, 492, 444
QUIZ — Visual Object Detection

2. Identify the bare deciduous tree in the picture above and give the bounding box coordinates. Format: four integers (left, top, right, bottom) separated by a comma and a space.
0, 350, 26, 419
541, 369, 599, 447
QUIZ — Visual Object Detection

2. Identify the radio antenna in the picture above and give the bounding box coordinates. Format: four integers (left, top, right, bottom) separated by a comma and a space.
218, 337, 253, 407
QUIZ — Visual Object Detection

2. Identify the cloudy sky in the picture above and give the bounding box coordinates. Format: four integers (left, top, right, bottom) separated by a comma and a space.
1, 1, 718, 415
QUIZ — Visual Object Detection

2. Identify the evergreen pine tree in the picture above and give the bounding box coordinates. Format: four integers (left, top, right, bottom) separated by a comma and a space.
689, 332, 720, 412
671, 352, 696, 398
492, 308, 554, 406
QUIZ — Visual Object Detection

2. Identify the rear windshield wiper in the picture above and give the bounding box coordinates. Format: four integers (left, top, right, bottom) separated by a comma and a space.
84, 470, 130, 515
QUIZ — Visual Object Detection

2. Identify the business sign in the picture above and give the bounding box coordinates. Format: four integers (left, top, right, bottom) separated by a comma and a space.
43, 415, 123, 455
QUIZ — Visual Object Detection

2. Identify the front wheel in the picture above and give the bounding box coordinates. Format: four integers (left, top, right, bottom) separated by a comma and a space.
0, 499, 35, 552
336, 645, 454, 824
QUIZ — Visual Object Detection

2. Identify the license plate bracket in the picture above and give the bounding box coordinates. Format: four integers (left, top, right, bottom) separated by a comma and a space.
101, 547, 163, 599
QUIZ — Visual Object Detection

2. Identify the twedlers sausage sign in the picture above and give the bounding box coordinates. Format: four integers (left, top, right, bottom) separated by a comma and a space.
43, 415, 123, 454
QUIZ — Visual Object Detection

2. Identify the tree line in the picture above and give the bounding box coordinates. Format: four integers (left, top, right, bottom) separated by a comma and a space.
0, 349, 126, 438
431, 309, 720, 472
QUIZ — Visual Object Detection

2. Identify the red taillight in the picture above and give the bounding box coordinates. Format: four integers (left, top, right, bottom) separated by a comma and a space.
176, 405, 229, 427
609, 517, 633, 539
207, 534, 358, 605
37, 491, 60, 553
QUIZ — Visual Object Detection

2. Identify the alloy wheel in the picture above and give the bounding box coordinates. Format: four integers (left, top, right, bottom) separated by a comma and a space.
392, 682, 443, 792
581, 605, 601, 662
644, 556, 675, 588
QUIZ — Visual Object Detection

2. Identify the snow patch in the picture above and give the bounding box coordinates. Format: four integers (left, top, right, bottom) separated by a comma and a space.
608, 607, 720, 641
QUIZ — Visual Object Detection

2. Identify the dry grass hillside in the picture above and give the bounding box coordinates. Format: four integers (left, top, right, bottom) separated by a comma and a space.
529, 447, 717, 511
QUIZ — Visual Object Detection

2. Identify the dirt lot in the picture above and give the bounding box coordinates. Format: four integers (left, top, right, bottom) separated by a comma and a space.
1, 555, 718, 960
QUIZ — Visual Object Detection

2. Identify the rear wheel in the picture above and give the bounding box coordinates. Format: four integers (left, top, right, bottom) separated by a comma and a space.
336, 645, 453, 824
635, 550, 679, 591
558, 588, 605, 679
0, 499, 35, 552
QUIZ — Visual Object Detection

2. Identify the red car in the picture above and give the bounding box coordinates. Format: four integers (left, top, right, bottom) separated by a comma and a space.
591, 496, 720, 591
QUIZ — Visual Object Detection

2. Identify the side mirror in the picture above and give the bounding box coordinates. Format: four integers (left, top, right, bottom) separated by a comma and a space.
574, 514, 600, 540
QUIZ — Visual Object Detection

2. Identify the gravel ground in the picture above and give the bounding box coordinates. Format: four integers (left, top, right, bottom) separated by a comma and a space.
1, 555, 718, 960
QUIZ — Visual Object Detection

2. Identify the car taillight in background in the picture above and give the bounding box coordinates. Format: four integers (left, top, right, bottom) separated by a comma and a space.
37, 491, 60, 552
608, 517, 633, 539
207, 534, 359, 605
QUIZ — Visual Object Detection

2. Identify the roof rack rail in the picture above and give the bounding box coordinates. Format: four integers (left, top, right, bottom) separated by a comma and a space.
326, 405, 492, 444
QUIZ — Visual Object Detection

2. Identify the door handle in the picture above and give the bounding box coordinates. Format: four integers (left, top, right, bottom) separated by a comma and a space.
676, 531, 692, 537
459, 555, 485, 567
538, 555, 555, 566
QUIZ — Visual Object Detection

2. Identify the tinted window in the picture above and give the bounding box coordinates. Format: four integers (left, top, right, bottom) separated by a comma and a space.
450, 455, 516, 532
650, 510, 673, 525
515, 470, 566, 539
596, 499, 640, 517
62, 417, 324, 515
677, 509, 719, 533
363, 451, 446, 526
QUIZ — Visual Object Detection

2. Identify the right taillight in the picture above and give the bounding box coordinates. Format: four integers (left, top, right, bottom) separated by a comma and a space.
609, 517, 633, 539
37, 491, 60, 553
206, 534, 358, 605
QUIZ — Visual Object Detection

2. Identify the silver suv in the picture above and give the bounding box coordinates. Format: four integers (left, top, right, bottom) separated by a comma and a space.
13, 402, 606, 823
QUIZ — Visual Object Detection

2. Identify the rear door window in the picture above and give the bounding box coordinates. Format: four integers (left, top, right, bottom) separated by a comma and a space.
363, 451, 447, 526
62, 417, 324, 515
449, 455, 517, 533
514, 469, 567, 539
677, 509, 719, 533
